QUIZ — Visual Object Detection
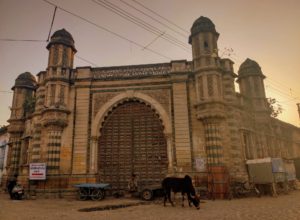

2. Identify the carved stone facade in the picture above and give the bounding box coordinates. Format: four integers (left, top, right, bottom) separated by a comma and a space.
3, 17, 300, 196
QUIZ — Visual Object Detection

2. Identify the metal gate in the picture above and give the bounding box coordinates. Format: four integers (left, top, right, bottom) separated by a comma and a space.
98, 100, 168, 190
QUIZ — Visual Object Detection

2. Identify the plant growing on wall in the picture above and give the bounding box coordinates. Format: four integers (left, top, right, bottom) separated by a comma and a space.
267, 98, 283, 118
23, 95, 36, 116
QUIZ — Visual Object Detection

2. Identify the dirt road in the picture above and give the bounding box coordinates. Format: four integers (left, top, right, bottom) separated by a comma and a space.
1, 190, 300, 220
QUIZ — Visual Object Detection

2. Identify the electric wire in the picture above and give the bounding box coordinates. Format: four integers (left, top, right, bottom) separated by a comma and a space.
223, 47, 300, 106
1, 5, 57, 44
91, 0, 190, 52
142, 32, 165, 50
75, 55, 98, 66
129, 0, 189, 34
266, 84, 300, 100
47, 6, 57, 42
0, 39, 46, 42
42, 0, 172, 60
118, 0, 188, 38
0, 38, 100, 67
266, 78, 300, 95
265, 85, 300, 108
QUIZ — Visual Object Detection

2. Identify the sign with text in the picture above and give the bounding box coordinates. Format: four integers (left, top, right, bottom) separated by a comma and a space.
195, 157, 206, 171
29, 163, 46, 180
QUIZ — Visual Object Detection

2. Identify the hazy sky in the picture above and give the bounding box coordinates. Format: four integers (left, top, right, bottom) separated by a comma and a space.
0, 0, 300, 127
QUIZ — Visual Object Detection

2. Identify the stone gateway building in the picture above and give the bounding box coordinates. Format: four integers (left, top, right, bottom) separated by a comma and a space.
3, 16, 300, 195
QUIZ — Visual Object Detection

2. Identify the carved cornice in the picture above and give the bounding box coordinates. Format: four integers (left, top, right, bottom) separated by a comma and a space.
92, 63, 171, 80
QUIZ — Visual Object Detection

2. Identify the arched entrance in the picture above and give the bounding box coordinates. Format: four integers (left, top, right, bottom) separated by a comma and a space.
98, 100, 168, 190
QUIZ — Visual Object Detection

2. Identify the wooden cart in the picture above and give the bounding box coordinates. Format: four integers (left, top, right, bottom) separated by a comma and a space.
74, 183, 111, 201
246, 158, 288, 196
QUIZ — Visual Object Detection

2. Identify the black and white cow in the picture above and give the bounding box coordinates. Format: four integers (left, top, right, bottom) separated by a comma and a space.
162, 175, 200, 209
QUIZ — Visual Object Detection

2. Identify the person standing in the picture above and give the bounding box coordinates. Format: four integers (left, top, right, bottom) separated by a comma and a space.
128, 173, 138, 192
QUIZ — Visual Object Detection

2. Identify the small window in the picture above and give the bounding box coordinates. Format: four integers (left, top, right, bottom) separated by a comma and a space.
204, 41, 209, 49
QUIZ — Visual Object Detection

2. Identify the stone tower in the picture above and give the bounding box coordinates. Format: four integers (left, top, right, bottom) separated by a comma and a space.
237, 59, 271, 159
39, 29, 76, 173
7, 72, 37, 175
189, 16, 225, 166
237, 58, 269, 115
45, 28, 76, 109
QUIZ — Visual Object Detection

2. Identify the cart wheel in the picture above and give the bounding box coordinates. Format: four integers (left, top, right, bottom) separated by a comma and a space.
78, 188, 88, 201
91, 189, 105, 201
141, 189, 153, 201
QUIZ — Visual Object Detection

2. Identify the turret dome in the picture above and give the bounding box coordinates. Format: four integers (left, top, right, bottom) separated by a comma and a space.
189, 16, 219, 43
238, 58, 265, 78
46, 28, 76, 52
13, 72, 37, 90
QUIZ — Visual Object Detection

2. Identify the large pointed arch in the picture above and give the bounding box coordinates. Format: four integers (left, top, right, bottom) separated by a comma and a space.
89, 90, 174, 175
91, 90, 172, 138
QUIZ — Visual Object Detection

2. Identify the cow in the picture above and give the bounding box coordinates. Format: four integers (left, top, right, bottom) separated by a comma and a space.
162, 175, 200, 209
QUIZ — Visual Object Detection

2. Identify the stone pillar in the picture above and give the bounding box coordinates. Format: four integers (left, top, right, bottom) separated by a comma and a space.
89, 136, 98, 174
171, 61, 192, 172
6, 134, 22, 175
165, 133, 174, 173
203, 118, 224, 165
72, 87, 90, 174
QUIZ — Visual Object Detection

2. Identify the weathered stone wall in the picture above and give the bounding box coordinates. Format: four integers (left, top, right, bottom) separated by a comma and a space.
188, 77, 207, 173
172, 77, 192, 171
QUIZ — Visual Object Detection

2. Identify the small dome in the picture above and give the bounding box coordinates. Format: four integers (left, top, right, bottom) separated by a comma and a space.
238, 58, 265, 78
189, 16, 219, 43
13, 72, 37, 90
46, 28, 76, 52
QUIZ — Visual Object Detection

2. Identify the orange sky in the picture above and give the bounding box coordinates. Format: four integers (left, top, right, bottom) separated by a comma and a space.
0, 0, 300, 127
